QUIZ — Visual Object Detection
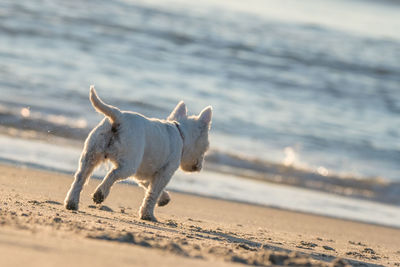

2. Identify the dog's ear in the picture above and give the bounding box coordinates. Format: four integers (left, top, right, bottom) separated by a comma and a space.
199, 106, 212, 126
168, 101, 187, 121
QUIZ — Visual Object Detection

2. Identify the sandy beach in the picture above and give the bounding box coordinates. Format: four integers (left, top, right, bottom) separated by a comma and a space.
0, 164, 398, 266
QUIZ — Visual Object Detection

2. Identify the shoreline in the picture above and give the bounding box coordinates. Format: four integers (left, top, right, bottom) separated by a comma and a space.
1, 159, 400, 229
1, 164, 399, 266
1, 131, 399, 208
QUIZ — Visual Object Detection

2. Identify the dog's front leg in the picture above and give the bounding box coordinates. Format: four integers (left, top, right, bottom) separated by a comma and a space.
139, 170, 175, 221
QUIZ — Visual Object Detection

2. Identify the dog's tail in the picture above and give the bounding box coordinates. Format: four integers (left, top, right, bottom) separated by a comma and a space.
89, 85, 121, 123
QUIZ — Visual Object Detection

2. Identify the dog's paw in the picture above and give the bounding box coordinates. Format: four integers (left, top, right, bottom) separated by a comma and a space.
65, 200, 78, 211
157, 192, 171, 207
92, 190, 104, 204
157, 198, 170, 207
140, 213, 158, 222
139, 208, 158, 222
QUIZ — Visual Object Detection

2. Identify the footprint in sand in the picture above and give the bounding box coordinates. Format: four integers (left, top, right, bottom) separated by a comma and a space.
322, 245, 335, 251
99, 205, 113, 212
166, 220, 178, 228
45, 200, 62, 205
297, 241, 317, 249
87, 205, 113, 212
348, 240, 366, 246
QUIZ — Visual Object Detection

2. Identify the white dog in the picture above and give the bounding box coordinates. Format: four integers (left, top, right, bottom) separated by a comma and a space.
64, 86, 212, 221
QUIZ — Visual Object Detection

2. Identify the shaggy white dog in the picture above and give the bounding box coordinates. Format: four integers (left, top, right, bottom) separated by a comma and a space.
64, 86, 212, 221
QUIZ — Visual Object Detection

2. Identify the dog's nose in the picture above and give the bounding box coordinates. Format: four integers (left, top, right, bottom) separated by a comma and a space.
191, 165, 198, 171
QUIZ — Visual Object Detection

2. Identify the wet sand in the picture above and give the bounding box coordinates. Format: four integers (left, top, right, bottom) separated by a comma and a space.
0, 164, 399, 266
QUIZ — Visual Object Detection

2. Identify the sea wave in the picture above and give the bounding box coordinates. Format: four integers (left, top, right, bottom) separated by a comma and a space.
205, 151, 400, 205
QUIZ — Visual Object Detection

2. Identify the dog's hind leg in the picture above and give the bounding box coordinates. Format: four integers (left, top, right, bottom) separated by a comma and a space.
64, 149, 101, 210
138, 181, 171, 207
92, 161, 135, 204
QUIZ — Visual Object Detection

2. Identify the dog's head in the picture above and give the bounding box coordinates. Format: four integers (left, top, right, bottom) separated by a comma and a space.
168, 101, 212, 172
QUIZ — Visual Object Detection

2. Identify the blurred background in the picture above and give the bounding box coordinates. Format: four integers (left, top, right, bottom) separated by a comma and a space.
0, 0, 399, 226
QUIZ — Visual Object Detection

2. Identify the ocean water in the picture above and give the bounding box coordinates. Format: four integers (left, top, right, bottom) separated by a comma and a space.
1, 0, 400, 226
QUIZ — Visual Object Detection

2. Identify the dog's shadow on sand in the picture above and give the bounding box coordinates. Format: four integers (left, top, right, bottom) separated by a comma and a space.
81, 206, 382, 267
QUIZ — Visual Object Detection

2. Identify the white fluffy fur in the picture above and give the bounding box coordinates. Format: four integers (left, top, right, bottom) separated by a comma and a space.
64, 86, 212, 221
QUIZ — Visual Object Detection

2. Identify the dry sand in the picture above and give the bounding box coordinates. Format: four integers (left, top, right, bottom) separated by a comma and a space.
0, 164, 399, 267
